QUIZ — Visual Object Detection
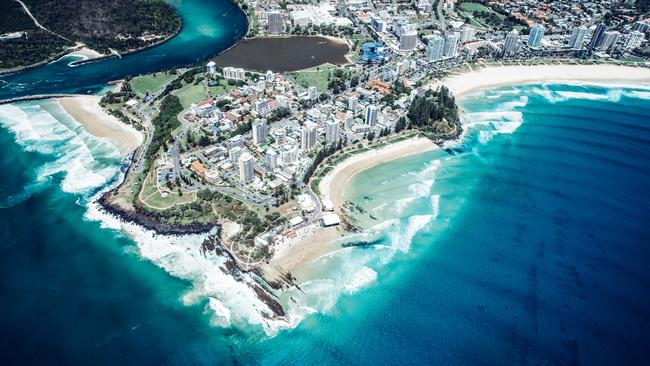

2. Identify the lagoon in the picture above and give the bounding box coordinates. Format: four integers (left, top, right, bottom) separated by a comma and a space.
214, 36, 350, 72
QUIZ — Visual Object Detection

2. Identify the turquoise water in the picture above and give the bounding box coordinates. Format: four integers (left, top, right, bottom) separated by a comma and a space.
0, 0, 248, 100
1, 83, 649, 364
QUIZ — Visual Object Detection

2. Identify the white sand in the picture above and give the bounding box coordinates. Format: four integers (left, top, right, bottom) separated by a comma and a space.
438, 64, 650, 98
58, 96, 143, 154
319, 136, 437, 212
66, 47, 104, 60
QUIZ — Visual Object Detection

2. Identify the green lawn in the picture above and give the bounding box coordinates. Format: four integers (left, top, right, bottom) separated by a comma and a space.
130, 72, 177, 96
458, 2, 494, 13
288, 64, 341, 93
173, 82, 208, 108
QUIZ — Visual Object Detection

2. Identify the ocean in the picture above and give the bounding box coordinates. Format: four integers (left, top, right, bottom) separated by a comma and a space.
0, 83, 649, 364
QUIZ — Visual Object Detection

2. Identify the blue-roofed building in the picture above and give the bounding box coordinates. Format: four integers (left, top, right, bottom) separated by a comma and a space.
359, 42, 389, 63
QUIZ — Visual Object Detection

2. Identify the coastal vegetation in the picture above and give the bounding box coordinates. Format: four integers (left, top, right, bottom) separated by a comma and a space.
407, 87, 462, 138
147, 95, 183, 158
0, 0, 181, 69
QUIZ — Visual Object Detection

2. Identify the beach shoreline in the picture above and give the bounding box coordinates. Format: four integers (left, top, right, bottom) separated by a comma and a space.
320, 136, 438, 212
438, 64, 650, 99
58, 95, 143, 154
262, 64, 650, 285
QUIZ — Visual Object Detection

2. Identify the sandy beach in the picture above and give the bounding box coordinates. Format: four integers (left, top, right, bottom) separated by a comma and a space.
262, 63, 650, 284
440, 64, 650, 98
58, 96, 143, 154
66, 47, 104, 60
320, 136, 438, 212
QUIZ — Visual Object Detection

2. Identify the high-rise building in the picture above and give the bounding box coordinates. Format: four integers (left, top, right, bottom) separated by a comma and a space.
528, 25, 545, 48
426, 35, 445, 61
371, 16, 386, 33
268, 12, 284, 35
206, 61, 217, 76
265, 149, 278, 169
344, 111, 354, 129
229, 146, 243, 162
265, 70, 274, 82
238, 152, 255, 183
598, 30, 620, 52
348, 95, 358, 111
365, 105, 377, 126
589, 23, 606, 49
443, 33, 460, 58
308, 86, 318, 100
460, 26, 475, 43
252, 119, 268, 145
568, 26, 588, 49
325, 120, 340, 143
300, 123, 317, 151
631, 20, 650, 33
223, 67, 246, 80
503, 29, 519, 56
625, 31, 645, 49
399, 30, 418, 51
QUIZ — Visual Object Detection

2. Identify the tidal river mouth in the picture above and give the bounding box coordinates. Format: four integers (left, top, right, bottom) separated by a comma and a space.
214, 36, 350, 72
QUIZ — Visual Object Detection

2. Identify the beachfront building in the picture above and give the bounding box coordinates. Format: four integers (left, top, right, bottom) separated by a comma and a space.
239, 152, 255, 183
443, 33, 460, 58
503, 29, 520, 56
568, 26, 588, 49
252, 119, 268, 146
460, 26, 475, 43
426, 35, 445, 61
325, 119, 340, 143
365, 105, 377, 126
597, 30, 621, 52
528, 25, 545, 48
589, 23, 606, 49
399, 30, 418, 51
625, 31, 645, 50
223, 67, 246, 80
268, 12, 284, 35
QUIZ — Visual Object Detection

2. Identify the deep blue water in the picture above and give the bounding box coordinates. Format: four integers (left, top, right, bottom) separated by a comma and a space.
0, 0, 248, 100
1, 83, 649, 364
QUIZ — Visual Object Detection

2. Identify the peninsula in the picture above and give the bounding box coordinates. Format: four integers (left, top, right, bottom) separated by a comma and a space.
0, 0, 182, 71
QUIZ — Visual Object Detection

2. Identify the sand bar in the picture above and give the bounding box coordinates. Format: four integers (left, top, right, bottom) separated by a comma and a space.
59, 95, 143, 154
439, 64, 650, 98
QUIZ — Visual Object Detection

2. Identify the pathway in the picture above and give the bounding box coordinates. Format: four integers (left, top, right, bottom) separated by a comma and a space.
15, 0, 73, 43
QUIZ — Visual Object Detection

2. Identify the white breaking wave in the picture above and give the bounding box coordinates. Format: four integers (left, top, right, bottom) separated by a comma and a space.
344, 267, 378, 294
0, 102, 121, 194
430, 194, 440, 219
84, 202, 297, 336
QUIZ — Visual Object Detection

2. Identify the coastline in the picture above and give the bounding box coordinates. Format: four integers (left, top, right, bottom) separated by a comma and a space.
438, 64, 650, 99
58, 95, 143, 154
320, 136, 438, 212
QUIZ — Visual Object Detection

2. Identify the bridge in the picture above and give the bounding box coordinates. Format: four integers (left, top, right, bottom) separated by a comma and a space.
0, 94, 89, 106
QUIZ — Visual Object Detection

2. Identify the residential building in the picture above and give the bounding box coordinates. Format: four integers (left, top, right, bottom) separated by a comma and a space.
365, 105, 377, 126
528, 25, 545, 48
426, 35, 445, 61
268, 12, 284, 35
443, 33, 460, 58
598, 30, 620, 51
399, 30, 418, 51
460, 26, 475, 43
589, 23, 606, 49
252, 119, 268, 145
238, 152, 255, 183
300, 122, 317, 151
568, 26, 588, 49
325, 119, 340, 143
625, 31, 645, 49
503, 29, 519, 56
